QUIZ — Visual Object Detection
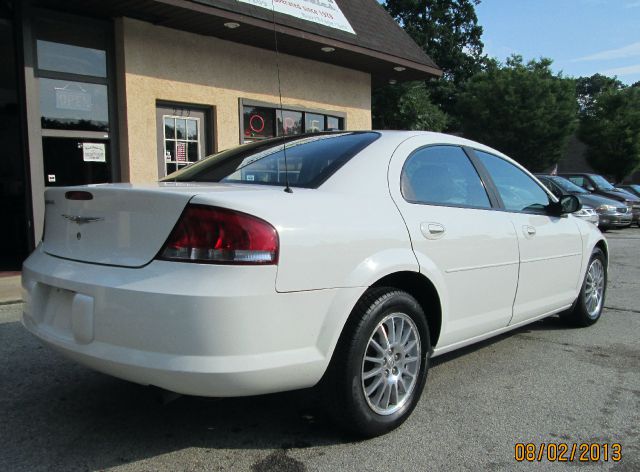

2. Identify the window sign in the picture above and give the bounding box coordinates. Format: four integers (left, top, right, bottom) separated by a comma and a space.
40, 78, 109, 131
55, 83, 92, 112
236, 0, 356, 34
82, 142, 106, 162
243, 106, 275, 141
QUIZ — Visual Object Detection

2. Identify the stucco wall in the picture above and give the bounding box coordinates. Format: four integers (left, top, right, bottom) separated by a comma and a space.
116, 18, 372, 183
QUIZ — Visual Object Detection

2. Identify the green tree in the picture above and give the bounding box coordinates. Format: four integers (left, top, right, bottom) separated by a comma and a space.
372, 82, 448, 131
576, 73, 625, 116
579, 87, 640, 183
456, 56, 578, 171
384, 0, 484, 84
373, 0, 486, 130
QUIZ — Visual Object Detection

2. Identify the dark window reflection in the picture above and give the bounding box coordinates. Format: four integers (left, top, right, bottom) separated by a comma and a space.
186, 120, 197, 140
164, 117, 175, 139
188, 142, 198, 161
40, 78, 109, 131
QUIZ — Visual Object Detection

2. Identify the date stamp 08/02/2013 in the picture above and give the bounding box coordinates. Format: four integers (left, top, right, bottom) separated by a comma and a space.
514, 443, 622, 463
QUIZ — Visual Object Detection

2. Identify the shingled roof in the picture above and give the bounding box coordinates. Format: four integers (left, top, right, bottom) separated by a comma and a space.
36, 0, 441, 84
192, 0, 440, 72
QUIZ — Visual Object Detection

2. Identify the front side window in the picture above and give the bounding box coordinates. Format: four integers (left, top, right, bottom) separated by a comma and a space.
401, 146, 491, 208
163, 132, 379, 189
476, 151, 550, 213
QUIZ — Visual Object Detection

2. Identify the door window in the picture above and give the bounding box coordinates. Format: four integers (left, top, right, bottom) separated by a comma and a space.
156, 104, 211, 177
475, 151, 550, 213
39, 79, 109, 131
401, 146, 491, 208
162, 115, 201, 175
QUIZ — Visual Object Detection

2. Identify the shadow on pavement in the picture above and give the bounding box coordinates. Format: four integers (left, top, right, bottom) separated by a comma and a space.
0, 313, 584, 471
0, 319, 351, 472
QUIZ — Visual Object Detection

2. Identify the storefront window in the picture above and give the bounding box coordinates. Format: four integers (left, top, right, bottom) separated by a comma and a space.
327, 116, 343, 131
241, 103, 344, 143
36, 40, 107, 78
305, 113, 325, 133
243, 106, 275, 141
39, 78, 109, 131
278, 110, 303, 136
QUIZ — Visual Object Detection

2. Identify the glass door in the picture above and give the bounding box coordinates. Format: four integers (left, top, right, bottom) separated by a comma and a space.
156, 104, 211, 178
34, 16, 115, 187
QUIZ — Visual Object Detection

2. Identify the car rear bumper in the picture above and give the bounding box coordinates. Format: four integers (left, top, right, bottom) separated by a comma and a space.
22, 246, 359, 397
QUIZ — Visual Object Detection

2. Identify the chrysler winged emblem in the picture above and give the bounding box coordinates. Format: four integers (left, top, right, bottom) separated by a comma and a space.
62, 214, 105, 225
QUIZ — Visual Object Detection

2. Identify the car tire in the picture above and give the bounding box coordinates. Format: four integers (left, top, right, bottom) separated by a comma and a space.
322, 287, 430, 438
563, 248, 607, 327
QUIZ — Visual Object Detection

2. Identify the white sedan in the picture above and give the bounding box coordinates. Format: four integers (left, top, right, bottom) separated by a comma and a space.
22, 131, 607, 437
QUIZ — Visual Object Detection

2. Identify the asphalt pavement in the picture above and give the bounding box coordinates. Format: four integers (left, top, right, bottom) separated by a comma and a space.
1, 228, 638, 471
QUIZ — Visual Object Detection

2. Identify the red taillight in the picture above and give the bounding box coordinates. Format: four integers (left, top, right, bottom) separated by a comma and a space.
158, 205, 279, 265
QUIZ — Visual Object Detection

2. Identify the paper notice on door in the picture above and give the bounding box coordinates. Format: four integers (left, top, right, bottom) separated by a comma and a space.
82, 143, 106, 162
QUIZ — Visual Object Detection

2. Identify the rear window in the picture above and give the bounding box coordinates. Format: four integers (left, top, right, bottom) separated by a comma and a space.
162, 132, 380, 188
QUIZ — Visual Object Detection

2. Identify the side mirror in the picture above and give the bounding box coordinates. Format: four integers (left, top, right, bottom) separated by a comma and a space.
585, 185, 595, 192
548, 195, 581, 217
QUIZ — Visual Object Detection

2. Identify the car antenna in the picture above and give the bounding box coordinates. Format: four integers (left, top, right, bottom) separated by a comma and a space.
269, 0, 293, 193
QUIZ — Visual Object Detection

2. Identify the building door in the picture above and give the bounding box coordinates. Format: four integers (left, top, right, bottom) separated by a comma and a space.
0, 4, 30, 270
156, 103, 213, 178
34, 16, 116, 188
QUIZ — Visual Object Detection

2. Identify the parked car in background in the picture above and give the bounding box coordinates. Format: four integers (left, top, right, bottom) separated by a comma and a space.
22, 132, 608, 438
619, 184, 640, 199
559, 173, 640, 226
536, 175, 629, 229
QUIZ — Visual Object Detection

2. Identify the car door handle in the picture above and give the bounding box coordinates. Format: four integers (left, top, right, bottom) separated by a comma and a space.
421, 222, 446, 239
523, 225, 536, 238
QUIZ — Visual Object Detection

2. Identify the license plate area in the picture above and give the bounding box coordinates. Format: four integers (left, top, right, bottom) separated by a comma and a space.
40, 285, 75, 339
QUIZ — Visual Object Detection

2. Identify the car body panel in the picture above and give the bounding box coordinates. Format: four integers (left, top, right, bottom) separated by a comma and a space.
508, 212, 582, 323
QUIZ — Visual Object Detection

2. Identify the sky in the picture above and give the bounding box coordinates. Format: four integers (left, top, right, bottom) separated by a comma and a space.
475, 0, 640, 84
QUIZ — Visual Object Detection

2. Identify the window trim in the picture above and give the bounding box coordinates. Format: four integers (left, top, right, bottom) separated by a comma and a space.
465, 148, 556, 216
399, 144, 499, 211
238, 98, 346, 144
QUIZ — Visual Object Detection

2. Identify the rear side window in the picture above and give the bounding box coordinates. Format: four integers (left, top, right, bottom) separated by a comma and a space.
475, 151, 550, 213
162, 132, 380, 189
401, 145, 491, 208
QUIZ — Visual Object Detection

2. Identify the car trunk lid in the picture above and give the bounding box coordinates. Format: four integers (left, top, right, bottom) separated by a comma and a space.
42, 183, 245, 267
